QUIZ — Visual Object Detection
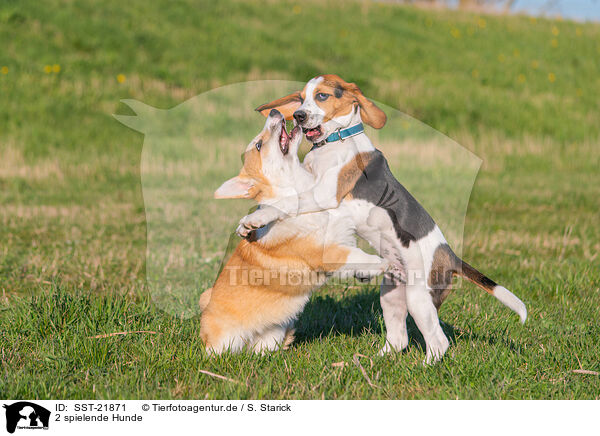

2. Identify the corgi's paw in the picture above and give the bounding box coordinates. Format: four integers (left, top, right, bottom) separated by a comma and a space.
236, 221, 253, 238
204, 345, 222, 357
252, 336, 281, 355
354, 268, 382, 282
354, 257, 389, 282
236, 206, 286, 237
252, 323, 292, 354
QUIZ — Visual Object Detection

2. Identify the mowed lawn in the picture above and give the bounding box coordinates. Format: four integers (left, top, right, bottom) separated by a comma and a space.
0, 0, 599, 399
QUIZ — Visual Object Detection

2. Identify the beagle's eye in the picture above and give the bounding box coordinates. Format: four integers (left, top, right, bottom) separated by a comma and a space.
255, 139, 262, 151
315, 92, 330, 102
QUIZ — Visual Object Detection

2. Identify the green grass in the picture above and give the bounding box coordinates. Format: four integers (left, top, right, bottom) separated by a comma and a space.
1, 0, 599, 399
1, 283, 598, 399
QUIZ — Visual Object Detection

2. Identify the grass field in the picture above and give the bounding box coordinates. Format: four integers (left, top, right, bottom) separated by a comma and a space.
1, 0, 599, 399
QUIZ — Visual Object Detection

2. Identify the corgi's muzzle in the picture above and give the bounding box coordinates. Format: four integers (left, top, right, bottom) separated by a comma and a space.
269, 109, 300, 155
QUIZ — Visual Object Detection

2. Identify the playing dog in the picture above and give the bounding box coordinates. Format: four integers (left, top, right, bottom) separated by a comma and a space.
199, 109, 389, 354
237, 74, 527, 363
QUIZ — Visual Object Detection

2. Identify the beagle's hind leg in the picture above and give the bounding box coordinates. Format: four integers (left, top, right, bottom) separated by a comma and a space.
406, 283, 449, 364
379, 271, 409, 355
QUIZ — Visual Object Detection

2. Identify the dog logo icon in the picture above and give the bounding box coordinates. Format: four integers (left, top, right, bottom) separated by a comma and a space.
3, 402, 50, 433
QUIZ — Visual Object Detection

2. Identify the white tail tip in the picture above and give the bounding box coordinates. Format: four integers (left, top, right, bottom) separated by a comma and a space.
493, 286, 527, 323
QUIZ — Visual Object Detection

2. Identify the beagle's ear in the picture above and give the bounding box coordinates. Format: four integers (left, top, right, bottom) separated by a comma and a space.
255, 91, 303, 120
346, 83, 387, 129
214, 176, 254, 199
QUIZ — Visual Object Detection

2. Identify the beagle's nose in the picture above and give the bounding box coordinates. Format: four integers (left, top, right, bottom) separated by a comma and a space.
293, 110, 307, 123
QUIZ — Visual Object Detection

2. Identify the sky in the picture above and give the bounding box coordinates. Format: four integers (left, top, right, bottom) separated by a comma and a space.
442, 0, 600, 21
512, 0, 600, 21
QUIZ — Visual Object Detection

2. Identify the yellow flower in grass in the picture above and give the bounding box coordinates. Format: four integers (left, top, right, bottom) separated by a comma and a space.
451, 28, 461, 39
551, 39, 558, 48
531, 60, 539, 69
471, 69, 479, 79
552, 26, 559, 36
117, 74, 126, 84
529, 17, 537, 24
517, 74, 526, 83
513, 48, 520, 57
576, 28, 582, 36
44, 65, 52, 74
477, 18, 486, 29
292, 5, 301, 14
548, 72, 556, 83
52, 64, 61, 73
1, 66, 7, 75
498, 53, 506, 63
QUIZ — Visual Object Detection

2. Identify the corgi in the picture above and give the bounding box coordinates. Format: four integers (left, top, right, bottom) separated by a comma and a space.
199, 109, 389, 354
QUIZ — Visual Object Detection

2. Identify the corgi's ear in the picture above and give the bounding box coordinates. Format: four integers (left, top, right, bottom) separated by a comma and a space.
214, 176, 254, 199
255, 91, 303, 120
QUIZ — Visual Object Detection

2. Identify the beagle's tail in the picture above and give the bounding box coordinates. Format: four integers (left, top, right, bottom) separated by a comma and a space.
457, 260, 527, 323
198, 288, 213, 312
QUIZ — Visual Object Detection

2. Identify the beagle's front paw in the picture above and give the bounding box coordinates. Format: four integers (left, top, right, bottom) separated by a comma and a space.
387, 262, 407, 284
236, 206, 287, 237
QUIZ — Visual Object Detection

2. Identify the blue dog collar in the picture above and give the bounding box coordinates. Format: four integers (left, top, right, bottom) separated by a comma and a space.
325, 123, 364, 143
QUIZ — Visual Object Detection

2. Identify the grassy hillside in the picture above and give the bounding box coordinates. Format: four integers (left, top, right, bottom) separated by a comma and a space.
2, 0, 599, 144
0, 0, 599, 399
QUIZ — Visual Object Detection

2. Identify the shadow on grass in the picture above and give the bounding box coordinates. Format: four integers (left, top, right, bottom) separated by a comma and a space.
451, 325, 524, 354
293, 287, 457, 355
291, 287, 524, 356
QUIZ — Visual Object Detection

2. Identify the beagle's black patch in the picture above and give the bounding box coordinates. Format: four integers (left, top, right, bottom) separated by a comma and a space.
351, 150, 436, 247
334, 85, 344, 99
428, 243, 460, 309
460, 260, 497, 292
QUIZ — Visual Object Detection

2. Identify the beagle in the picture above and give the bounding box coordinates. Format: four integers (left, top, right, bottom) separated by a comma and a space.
199, 109, 388, 354
237, 74, 527, 363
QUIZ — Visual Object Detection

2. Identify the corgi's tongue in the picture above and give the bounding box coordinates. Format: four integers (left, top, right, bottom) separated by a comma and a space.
279, 121, 290, 154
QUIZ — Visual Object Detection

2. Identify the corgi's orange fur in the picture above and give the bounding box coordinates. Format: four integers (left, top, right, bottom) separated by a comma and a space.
199, 110, 388, 354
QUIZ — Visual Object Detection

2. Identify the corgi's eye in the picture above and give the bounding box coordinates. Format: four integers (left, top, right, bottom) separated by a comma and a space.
315, 92, 330, 102
255, 139, 262, 151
